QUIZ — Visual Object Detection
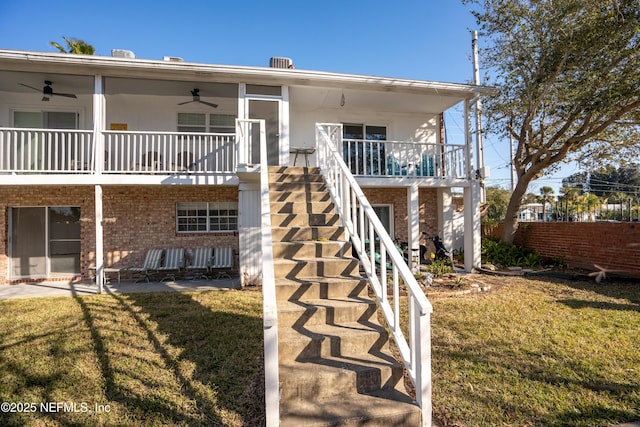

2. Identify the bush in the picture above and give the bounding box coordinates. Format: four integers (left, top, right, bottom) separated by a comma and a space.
481, 237, 542, 268
426, 259, 453, 277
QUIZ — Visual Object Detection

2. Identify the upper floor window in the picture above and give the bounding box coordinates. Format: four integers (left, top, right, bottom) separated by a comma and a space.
14, 111, 78, 129
177, 113, 235, 133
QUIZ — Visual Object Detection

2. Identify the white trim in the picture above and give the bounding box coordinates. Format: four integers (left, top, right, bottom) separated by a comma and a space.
0, 49, 497, 99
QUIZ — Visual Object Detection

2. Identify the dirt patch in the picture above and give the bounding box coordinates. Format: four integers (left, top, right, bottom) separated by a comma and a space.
421, 272, 504, 297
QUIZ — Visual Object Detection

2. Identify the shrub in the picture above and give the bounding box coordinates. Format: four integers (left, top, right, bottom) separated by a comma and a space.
426, 259, 453, 277
481, 237, 542, 268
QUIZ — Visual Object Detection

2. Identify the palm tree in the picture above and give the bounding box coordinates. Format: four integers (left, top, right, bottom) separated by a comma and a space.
50, 37, 95, 55
538, 186, 555, 222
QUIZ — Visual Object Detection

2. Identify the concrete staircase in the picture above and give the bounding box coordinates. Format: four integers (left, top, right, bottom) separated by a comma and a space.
269, 166, 421, 426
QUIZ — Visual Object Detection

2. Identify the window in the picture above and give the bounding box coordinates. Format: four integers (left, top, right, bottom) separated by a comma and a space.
178, 113, 235, 133
14, 111, 78, 129
176, 202, 238, 233
343, 123, 387, 175
246, 84, 282, 96
359, 205, 394, 237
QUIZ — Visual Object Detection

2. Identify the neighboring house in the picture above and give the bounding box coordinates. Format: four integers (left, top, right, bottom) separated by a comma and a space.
0, 49, 492, 284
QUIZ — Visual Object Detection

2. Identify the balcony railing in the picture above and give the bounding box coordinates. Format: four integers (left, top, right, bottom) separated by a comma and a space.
102, 131, 236, 173
1, 128, 468, 180
0, 128, 94, 173
343, 139, 466, 179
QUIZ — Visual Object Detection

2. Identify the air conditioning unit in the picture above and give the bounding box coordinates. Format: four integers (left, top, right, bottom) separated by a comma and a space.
111, 49, 135, 59
269, 57, 294, 69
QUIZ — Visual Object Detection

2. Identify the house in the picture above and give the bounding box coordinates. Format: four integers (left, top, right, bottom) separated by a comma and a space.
0, 48, 494, 425
0, 49, 492, 284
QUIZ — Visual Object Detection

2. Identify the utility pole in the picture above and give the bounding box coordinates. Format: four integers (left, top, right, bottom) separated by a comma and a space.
471, 30, 486, 203
510, 132, 516, 192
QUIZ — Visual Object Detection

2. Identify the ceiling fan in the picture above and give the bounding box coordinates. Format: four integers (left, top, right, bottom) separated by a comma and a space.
178, 88, 218, 108
19, 80, 77, 101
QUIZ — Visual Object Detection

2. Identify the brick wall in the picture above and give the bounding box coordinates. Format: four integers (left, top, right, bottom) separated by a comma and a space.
0, 185, 239, 284
487, 222, 640, 278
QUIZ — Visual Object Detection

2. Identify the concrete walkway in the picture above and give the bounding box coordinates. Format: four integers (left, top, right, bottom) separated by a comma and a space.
0, 277, 242, 300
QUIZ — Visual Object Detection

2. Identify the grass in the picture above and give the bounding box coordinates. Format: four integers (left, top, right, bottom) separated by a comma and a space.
0, 289, 264, 427
429, 276, 640, 426
0, 277, 638, 426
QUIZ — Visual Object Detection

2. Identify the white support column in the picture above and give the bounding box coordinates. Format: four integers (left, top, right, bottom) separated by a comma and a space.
463, 181, 482, 272
93, 75, 105, 293
407, 183, 420, 273
280, 85, 290, 166
437, 188, 453, 253
95, 185, 104, 293
93, 75, 105, 174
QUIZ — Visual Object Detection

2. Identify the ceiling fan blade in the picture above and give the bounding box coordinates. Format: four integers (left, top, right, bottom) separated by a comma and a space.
53, 92, 77, 99
197, 100, 218, 108
19, 83, 41, 92
177, 100, 195, 105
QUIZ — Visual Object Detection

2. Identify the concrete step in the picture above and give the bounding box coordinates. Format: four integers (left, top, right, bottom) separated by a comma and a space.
274, 257, 359, 279
270, 190, 331, 203
279, 388, 421, 427
279, 353, 404, 401
268, 166, 320, 175
275, 276, 368, 301
272, 241, 351, 259
270, 213, 340, 227
270, 201, 334, 214
269, 182, 327, 192
277, 297, 376, 328
271, 226, 345, 242
278, 322, 390, 364
269, 172, 325, 183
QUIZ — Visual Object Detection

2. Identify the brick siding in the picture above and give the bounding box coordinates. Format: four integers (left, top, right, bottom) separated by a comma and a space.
0, 185, 239, 284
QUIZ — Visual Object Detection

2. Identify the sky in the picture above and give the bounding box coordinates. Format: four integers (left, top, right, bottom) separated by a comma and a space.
0, 0, 576, 194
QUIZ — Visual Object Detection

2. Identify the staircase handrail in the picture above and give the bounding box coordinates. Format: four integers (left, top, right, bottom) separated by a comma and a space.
237, 118, 280, 426
316, 123, 433, 427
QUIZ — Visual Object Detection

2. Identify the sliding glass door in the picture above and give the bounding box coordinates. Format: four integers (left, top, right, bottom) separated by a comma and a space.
10, 207, 81, 278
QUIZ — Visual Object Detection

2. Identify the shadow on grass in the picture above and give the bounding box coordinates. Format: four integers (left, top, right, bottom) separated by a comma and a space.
76, 290, 264, 426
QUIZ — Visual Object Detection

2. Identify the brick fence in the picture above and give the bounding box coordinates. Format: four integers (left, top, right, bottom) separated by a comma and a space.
486, 222, 640, 278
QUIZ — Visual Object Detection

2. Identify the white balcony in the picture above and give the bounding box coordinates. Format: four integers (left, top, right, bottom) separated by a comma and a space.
0, 128, 470, 183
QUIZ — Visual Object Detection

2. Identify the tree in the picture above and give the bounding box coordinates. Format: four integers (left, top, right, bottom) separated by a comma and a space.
538, 186, 555, 221
464, 0, 640, 243
485, 186, 511, 222
50, 37, 95, 55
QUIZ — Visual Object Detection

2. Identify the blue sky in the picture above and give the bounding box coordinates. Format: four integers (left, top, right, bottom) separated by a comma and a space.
0, 0, 574, 193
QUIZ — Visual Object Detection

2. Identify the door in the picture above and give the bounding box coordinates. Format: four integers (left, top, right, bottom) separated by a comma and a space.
248, 99, 280, 165
10, 207, 47, 277
9, 206, 81, 278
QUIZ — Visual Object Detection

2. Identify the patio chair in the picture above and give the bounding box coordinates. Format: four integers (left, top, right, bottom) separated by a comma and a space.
210, 247, 234, 279
127, 248, 163, 283
159, 248, 184, 282
185, 247, 213, 280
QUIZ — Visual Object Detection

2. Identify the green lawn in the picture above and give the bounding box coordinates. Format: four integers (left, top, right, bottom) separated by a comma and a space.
0, 289, 265, 427
430, 276, 640, 426
0, 277, 638, 426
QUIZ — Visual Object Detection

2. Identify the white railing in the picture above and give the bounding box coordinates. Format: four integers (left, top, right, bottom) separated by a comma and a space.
317, 123, 433, 427
237, 119, 280, 426
0, 128, 94, 173
103, 131, 236, 173
343, 138, 466, 178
